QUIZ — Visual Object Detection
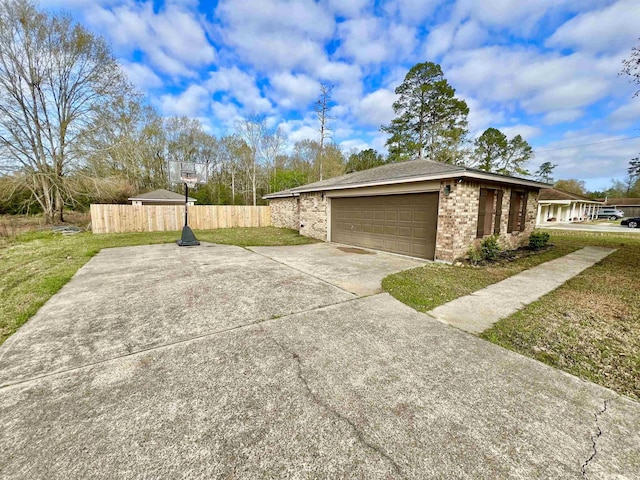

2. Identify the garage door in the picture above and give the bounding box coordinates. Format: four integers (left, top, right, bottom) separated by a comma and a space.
330, 192, 439, 260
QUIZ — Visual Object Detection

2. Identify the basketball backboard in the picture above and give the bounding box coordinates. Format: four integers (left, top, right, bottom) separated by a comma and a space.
168, 161, 208, 187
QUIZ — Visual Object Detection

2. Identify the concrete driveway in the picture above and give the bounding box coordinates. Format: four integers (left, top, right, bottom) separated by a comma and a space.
1, 243, 639, 479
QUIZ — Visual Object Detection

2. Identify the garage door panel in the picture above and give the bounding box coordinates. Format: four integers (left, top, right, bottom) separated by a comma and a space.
398, 226, 412, 237
331, 192, 439, 260
413, 211, 428, 222
398, 211, 412, 222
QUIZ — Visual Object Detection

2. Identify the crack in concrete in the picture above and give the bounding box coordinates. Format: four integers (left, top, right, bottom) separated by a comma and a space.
267, 333, 405, 479
581, 398, 614, 479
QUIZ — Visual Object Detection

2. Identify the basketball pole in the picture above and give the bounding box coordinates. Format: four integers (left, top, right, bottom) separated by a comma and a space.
177, 181, 200, 247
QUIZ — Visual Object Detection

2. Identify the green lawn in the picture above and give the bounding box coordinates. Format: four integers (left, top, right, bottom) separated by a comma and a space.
383, 231, 640, 400
0, 227, 317, 346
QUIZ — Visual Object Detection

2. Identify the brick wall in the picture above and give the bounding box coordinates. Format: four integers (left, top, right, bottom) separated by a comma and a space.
299, 192, 327, 240
435, 181, 539, 262
435, 181, 480, 262
270, 197, 299, 230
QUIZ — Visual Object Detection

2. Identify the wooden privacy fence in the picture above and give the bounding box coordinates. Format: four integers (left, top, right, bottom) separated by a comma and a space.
90, 204, 271, 234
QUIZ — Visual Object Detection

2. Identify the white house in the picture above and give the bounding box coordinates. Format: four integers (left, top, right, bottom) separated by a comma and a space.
536, 188, 602, 224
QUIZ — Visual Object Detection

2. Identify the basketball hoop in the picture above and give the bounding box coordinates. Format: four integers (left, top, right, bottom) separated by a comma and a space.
179, 165, 198, 189
169, 161, 208, 247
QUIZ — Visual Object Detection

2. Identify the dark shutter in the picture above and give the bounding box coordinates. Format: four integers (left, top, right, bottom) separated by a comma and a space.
477, 188, 487, 238
507, 190, 518, 233
519, 191, 528, 231
493, 190, 503, 235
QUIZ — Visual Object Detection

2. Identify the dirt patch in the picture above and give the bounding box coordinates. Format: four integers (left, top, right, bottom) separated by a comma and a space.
337, 246, 375, 255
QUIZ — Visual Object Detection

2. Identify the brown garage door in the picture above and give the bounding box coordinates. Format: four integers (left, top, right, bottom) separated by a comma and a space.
330, 192, 439, 260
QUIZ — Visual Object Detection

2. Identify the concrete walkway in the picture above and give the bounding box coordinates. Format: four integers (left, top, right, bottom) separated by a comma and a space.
428, 246, 616, 334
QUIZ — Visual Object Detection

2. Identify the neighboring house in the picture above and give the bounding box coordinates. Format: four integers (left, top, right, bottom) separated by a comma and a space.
128, 189, 196, 206
600, 198, 640, 218
536, 188, 602, 224
265, 159, 549, 262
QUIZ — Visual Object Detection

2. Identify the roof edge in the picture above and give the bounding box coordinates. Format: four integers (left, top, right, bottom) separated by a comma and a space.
286, 170, 549, 194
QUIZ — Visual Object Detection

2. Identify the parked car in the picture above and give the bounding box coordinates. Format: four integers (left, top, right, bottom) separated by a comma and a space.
621, 217, 640, 228
597, 208, 625, 220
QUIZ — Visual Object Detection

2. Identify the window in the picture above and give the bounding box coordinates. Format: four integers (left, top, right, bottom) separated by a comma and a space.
507, 190, 528, 233
477, 188, 504, 238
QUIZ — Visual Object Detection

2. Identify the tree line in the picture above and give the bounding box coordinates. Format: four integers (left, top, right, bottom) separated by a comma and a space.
3, 0, 636, 223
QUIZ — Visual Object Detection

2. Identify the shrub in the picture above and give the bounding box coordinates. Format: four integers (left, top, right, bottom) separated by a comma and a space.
480, 235, 501, 261
466, 246, 483, 264
467, 235, 502, 264
529, 230, 550, 250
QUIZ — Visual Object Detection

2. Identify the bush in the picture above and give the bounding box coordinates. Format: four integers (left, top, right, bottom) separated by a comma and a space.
467, 235, 501, 264
480, 235, 501, 261
529, 231, 550, 250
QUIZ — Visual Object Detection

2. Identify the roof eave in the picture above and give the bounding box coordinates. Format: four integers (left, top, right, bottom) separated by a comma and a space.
289, 170, 549, 193
461, 171, 551, 188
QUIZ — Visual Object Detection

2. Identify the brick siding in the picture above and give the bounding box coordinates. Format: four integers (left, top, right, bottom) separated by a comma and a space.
299, 192, 327, 240
270, 197, 299, 230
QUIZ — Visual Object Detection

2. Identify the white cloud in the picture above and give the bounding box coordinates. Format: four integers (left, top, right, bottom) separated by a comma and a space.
323, 0, 369, 18
547, 0, 640, 54
354, 89, 397, 127
607, 101, 640, 129
453, 20, 487, 49
216, 0, 334, 72
453, 0, 561, 34
269, 72, 320, 110
118, 61, 163, 89
446, 47, 622, 115
84, 1, 215, 77
159, 84, 210, 117
463, 97, 506, 135
207, 67, 272, 114
500, 125, 541, 140
533, 132, 640, 187
542, 109, 584, 125
424, 22, 456, 58
384, 0, 441, 25
337, 18, 417, 65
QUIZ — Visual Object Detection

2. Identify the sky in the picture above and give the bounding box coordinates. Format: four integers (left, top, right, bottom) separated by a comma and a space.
41, 0, 640, 191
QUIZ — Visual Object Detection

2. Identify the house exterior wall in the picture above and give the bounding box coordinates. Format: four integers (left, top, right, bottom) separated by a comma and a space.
299, 192, 328, 240
271, 179, 539, 262
435, 181, 480, 262
270, 197, 299, 230
435, 180, 538, 262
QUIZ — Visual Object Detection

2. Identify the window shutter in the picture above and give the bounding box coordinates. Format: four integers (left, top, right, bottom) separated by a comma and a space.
507, 190, 518, 233
493, 190, 503, 235
519, 191, 529, 231
477, 188, 487, 238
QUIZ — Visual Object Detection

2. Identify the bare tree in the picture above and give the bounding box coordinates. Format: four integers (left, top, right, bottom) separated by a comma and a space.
0, 0, 132, 222
621, 38, 640, 97
314, 84, 334, 181
262, 127, 287, 192
235, 115, 266, 205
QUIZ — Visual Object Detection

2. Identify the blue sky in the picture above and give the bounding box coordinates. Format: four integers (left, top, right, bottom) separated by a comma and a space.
42, 0, 640, 191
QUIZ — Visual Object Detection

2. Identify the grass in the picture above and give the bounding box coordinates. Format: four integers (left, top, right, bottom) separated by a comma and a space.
0, 227, 317, 346
382, 241, 581, 313
383, 231, 640, 400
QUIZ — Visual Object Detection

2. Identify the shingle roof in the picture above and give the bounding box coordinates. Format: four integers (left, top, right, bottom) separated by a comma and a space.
129, 189, 196, 202
264, 158, 550, 198
603, 197, 640, 206
539, 188, 598, 202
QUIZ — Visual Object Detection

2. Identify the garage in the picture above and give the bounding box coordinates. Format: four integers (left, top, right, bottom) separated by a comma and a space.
330, 192, 439, 259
